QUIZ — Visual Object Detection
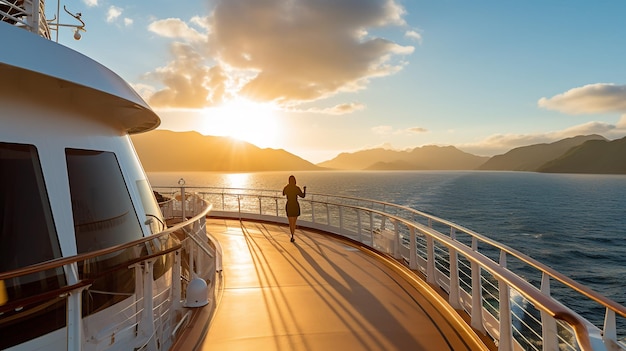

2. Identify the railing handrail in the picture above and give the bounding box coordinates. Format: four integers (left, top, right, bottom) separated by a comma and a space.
163, 186, 626, 319
153, 185, 625, 351
0, 199, 211, 282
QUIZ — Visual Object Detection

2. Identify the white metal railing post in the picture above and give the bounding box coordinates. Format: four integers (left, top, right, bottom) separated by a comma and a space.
275, 198, 279, 218
237, 195, 241, 220
339, 206, 344, 234
471, 238, 485, 333
178, 178, 186, 220
498, 251, 513, 351
31, 0, 40, 35
187, 239, 196, 278
139, 259, 157, 350
449, 228, 461, 309
172, 249, 183, 311
66, 286, 87, 351
604, 308, 618, 349
426, 233, 435, 284
393, 220, 400, 258
369, 212, 374, 246
357, 210, 362, 242
540, 273, 558, 351
409, 226, 417, 270
324, 203, 329, 225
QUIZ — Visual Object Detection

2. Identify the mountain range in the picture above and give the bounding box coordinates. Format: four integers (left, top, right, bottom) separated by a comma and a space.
131, 131, 626, 174
477, 134, 607, 171
317, 145, 489, 170
131, 130, 321, 172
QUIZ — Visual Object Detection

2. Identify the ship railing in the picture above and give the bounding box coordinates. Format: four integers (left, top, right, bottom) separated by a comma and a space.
152, 185, 626, 351
0, 198, 218, 351
0, 0, 51, 39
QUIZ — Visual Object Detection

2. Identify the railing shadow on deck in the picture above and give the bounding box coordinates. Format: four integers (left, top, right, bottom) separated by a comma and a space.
153, 185, 626, 351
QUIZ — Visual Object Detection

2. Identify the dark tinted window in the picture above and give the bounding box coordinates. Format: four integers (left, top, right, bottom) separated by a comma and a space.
0, 142, 61, 270
0, 142, 65, 349
66, 149, 142, 252
66, 149, 143, 315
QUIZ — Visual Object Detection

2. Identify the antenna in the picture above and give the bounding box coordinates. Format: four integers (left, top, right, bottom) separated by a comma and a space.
47, 2, 86, 42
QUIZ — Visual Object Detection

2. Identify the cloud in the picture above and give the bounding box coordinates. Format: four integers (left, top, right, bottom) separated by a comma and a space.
144, 43, 227, 108
83, 0, 98, 7
148, 18, 205, 42
538, 83, 626, 115
124, 18, 133, 27
143, 0, 414, 109
405, 30, 423, 44
209, 0, 413, 103
459, 120, 626, 156
371, 125, 428, 135
106, 6, 122, 23
408, 127, 427, 133
296, 102, 365, 115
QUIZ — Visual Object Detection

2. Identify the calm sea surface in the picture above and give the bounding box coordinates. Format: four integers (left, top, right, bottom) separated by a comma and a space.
148, 170, 626, 325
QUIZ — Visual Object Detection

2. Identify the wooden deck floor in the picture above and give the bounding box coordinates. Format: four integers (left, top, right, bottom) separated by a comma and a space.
194, 218, 489, 351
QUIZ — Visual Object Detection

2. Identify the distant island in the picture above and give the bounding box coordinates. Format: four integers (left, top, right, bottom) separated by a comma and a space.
131, 131, 626, 174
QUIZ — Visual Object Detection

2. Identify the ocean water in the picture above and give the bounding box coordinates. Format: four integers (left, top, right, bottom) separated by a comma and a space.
148, 170, 626, 327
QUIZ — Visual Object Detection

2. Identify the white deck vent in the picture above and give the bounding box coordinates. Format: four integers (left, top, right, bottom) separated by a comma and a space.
184, 278, 209, 307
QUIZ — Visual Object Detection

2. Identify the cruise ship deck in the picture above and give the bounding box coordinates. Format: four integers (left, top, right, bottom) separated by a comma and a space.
177, 218, 492, 351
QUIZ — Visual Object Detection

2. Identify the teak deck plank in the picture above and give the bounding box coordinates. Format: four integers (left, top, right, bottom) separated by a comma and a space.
192, 218, 488, 351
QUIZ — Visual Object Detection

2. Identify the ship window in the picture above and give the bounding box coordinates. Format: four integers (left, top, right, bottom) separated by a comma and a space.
66, 149, 141, 314
0, 142, 62, 273
66, 149, 142, 252
0, 142, 65, 350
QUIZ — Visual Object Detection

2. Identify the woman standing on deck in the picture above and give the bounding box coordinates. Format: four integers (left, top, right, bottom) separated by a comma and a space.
283, 175, 306, 242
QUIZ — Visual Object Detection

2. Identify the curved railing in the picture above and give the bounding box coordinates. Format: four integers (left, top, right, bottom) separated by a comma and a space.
154, 185, 626, 351
0, 0, 51, 38
0, 198, 218, 351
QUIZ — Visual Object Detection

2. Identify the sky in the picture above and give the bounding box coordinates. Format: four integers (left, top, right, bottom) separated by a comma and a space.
55, 0, 626, 163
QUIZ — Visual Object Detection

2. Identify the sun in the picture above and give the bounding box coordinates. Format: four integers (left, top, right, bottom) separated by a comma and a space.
199, 98, 281, 148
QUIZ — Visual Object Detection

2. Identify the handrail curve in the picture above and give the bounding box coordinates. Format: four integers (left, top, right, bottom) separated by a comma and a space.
152, 185, 625, 351
0, 196, 217, 351
0, 202, 211, 282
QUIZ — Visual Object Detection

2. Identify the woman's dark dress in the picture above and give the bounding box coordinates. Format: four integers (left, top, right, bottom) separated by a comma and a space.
283, 184, 305, 217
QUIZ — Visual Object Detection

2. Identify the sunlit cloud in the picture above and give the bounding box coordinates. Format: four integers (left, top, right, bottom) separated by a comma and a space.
538, 83, 626, 114
459, 120, 626, 156
372, 125, 428, 136
124, 18, 133, 27
142, 0, 414, 110
210, 0, 414, 104
408, 127, 427, 133
83, 0, 98, 7
405, 30, 423, 44
143, 43, 227, 108
148, 18, 205, 42
106, 6, 122, 23
296, 103, 365, 115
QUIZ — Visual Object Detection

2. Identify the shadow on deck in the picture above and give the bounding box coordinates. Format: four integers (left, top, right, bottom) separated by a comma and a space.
186, 218, 492, 351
